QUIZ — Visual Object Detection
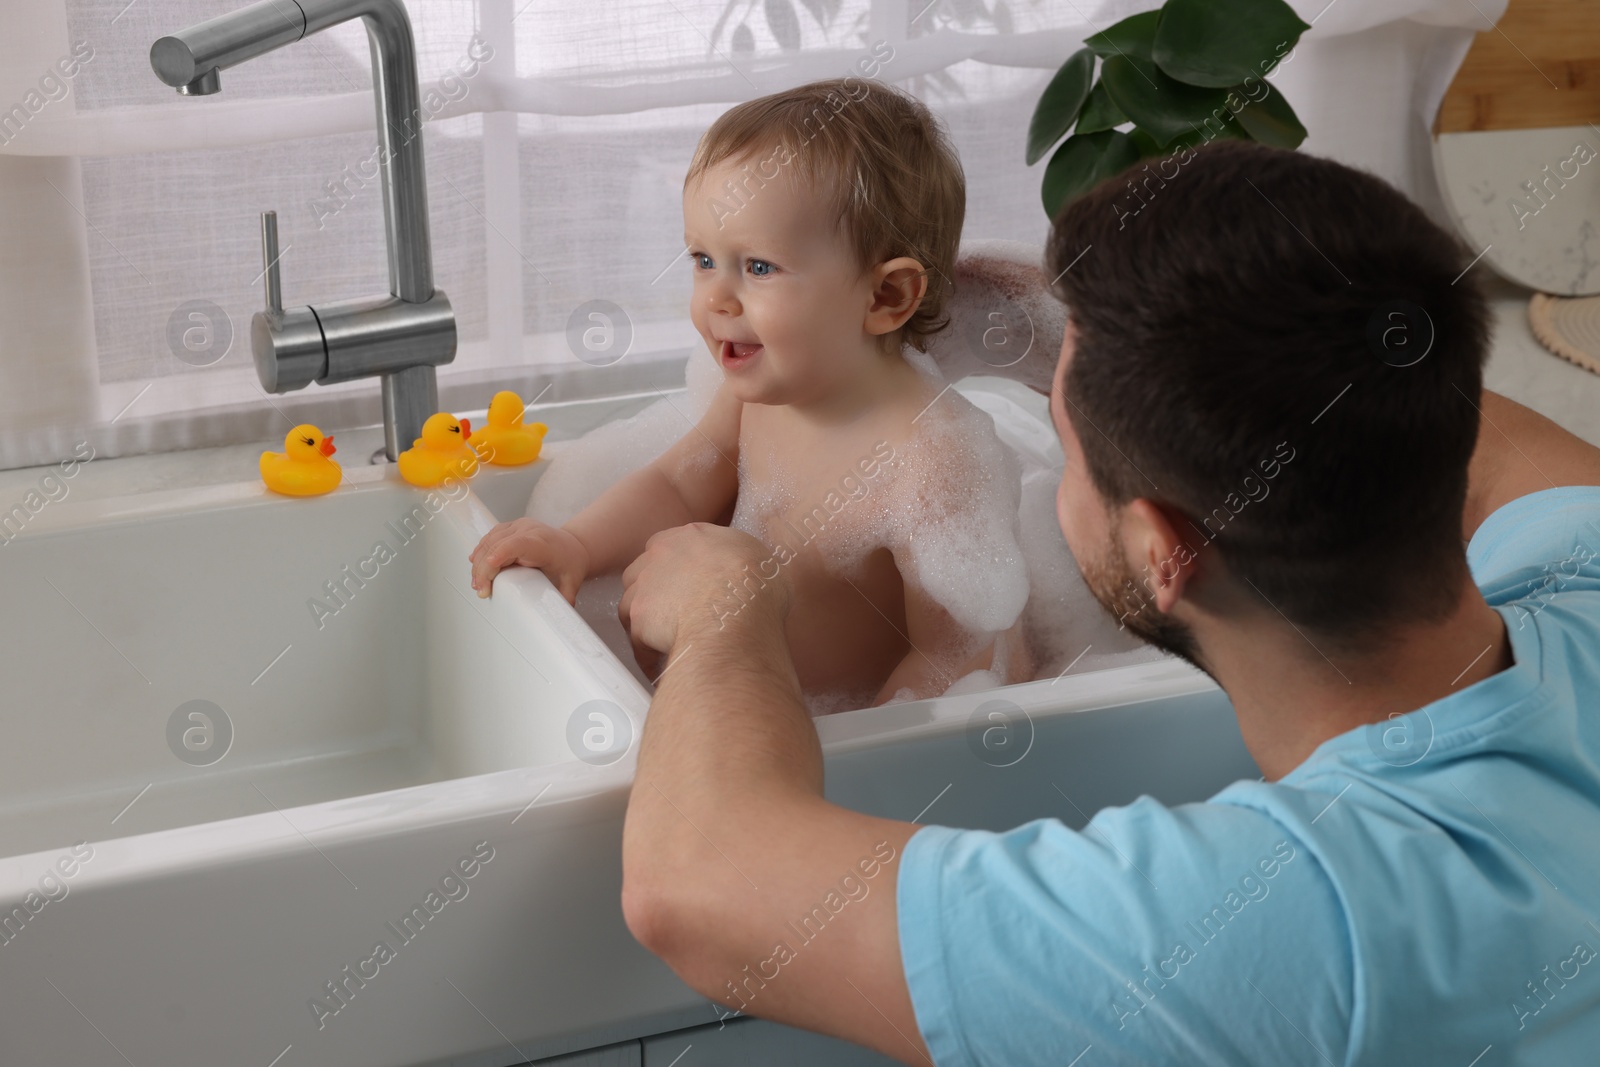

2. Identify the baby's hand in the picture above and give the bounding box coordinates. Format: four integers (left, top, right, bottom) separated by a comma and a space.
468, 519, 589, 603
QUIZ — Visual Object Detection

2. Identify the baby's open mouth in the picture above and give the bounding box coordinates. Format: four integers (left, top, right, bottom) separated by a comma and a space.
719, 339, 763, 368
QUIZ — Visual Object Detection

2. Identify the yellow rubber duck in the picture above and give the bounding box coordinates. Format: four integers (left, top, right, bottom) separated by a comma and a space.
470, 391, 548, 467
398, 412, 479, 488
260, 424, 341, 497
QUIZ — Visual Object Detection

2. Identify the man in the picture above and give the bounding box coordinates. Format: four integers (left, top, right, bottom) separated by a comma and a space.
615, 141, 1600, 1064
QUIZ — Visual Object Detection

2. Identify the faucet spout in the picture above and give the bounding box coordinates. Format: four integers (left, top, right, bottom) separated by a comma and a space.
152, 0, 457, 461
176, 68, 221, 95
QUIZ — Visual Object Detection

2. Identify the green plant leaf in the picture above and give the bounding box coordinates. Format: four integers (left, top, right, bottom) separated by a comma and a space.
1128, 127, 1165, 158
1230, 83, 1307, 149
1084, 10, 1160, 60
1126, 111, 1249, 161
1026, 48, 1096, 165
1041, 129, 1140, 218
1149, 115, 1249, 160
1152, 0, 1310, 88
1101, 53, 1231, 147
1073, 80, 1127, 135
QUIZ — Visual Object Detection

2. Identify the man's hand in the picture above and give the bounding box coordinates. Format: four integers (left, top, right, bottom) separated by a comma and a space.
618, 523, 791, 679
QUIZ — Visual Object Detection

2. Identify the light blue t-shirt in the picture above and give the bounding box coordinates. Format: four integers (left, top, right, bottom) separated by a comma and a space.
899, 486, 1600, 1066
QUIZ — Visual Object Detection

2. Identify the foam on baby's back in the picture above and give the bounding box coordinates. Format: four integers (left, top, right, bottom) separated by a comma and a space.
836, 380, 1031, 637
920, 239, 1070, 396
958, 378, 1157, 679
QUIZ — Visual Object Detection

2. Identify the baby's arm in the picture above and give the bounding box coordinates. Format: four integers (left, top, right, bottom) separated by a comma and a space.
470, 383, 741, 600
865, 392, 1029, 703
870, 573, 995, 706
567, 382, 742, 572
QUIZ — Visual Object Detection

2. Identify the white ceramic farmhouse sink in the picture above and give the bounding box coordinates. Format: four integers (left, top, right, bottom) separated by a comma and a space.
0, 389, 1257, 1067
0, 464, 645, 862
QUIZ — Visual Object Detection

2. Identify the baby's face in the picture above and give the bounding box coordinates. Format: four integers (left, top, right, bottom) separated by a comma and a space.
683, 154, 877, 406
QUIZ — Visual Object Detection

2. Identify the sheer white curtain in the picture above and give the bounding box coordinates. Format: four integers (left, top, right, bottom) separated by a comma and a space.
0, 0, 1501, 471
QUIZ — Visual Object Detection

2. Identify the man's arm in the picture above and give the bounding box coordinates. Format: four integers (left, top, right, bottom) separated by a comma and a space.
1463, 389, 1600, 541
618, 526, 932, 1065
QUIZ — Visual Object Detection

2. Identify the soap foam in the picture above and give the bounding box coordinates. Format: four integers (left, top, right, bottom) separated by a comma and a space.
953, 376, 1159, 679
863, 379, 1031, 638
1013, 431, 1152, 678
921, 239, 1069, 396
728, 440, 798, 544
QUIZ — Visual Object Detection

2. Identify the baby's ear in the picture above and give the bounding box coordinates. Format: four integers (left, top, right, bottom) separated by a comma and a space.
865, 257, 928, 335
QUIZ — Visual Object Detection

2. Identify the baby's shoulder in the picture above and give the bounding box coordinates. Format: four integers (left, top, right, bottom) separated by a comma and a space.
875, 385, 1021, 514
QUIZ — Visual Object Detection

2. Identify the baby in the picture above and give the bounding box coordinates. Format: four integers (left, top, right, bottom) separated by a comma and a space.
468, 78, 1032, 713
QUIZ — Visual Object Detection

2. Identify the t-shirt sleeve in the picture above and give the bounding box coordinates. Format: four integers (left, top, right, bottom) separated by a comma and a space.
897, 797, 1352, 1067
1467, 485, 1600, 605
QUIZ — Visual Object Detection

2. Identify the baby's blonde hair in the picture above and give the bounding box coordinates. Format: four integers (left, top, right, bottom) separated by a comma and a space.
685, 78, 965, 353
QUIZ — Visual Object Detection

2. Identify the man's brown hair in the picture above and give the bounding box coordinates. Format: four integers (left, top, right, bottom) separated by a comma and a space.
1047, 140, 1491, 648
685, 78, 965, 353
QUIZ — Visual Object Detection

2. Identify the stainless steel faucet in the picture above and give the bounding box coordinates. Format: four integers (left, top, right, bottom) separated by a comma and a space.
150, 0, 456, 461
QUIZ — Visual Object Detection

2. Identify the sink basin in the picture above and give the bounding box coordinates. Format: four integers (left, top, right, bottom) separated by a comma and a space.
0, 392, 1256, 1067
0, 462, 645, 861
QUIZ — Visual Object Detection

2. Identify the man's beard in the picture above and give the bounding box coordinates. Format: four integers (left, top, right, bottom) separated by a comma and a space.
1078, 516, 1211, 678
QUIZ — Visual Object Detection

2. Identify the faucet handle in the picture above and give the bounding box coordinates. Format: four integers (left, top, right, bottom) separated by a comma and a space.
250, 208, 325, 395
260, 210, 283, 316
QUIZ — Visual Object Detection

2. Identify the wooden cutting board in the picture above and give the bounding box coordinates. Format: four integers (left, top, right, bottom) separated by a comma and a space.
1435, 0, 1600, 134
1432, 0, 1600, 295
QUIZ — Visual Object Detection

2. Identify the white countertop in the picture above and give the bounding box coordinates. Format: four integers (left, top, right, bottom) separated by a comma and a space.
1479, 279, 1600, 437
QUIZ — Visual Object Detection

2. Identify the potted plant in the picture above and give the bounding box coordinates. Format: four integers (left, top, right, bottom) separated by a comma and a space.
1028, 0, 1313, 217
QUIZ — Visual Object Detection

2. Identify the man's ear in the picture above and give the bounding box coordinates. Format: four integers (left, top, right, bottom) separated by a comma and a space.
864, 256, 928, 338
1121, 497, 1203, 614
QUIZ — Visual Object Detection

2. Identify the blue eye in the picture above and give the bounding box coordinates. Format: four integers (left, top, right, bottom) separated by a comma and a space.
748, 259, 774, 276
689, 251, 712, 270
